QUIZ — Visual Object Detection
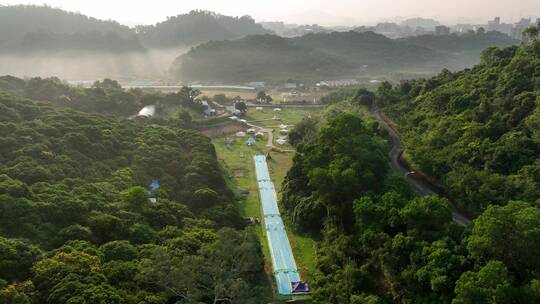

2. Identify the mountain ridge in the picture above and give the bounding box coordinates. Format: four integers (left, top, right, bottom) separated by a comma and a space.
170, 30, 517, 82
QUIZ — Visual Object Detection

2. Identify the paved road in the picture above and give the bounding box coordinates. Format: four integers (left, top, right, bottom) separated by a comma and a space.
372, 108, 472, 226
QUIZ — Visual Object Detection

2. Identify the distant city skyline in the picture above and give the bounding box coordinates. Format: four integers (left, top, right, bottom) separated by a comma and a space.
1, 0, 539, 27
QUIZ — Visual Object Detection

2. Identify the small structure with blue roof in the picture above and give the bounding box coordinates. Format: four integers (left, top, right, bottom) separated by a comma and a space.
246, 137, 256, 146
147, 179, 160, 203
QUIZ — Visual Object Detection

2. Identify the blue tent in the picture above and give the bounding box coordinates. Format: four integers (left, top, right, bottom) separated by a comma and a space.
148, 179, 160, 192
147, 180, 160, 204
246, 137, 256, 146
291, 281, 309, 293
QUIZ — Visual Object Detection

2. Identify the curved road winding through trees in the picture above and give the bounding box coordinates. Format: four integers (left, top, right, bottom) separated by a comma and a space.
372, 108, 472, 226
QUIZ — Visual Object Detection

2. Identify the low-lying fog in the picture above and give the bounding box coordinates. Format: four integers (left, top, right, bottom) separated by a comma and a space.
0, 48, 188, 82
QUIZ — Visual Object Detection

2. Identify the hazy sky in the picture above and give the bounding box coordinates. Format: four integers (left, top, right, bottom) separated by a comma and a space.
2, 0, 539, 26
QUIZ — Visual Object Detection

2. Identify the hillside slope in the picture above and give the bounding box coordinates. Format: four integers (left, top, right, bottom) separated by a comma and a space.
136, 10, 272, 48
171, 31, 449, 82
295, 31, 440, 67
171, 34, 354, 82
279, 36, 540, 302
0, 5, 144, 53
382, 38, 540, 212
0, 93, 267, 302
171, 31, 518, 83
399, 31, 518, 68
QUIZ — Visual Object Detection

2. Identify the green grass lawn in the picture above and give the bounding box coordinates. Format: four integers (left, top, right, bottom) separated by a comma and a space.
212, 107, 320, 300
244, 107, 318, 128
213, 137, 276, 299
199, 89, 324, 104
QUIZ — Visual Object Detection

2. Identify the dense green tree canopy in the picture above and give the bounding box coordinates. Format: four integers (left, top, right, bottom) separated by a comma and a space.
0, 5, 143, 53
0, 93, 266, 303
381, 30, 540, 213
281, 111, 388, 232
467, 202, 540, 280
0, 76, 207, 117
136, 10, 271, 48
296, 38, 540, 301
171, 31, 517, 82
0, 6, 271, 53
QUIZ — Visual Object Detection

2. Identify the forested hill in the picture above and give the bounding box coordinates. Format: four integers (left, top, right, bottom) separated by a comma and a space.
280, 63, 540, 302
136, 10, 272, 48
295, 31, 439, 68
381, 30, 540, 213
0, 5, 144, 53
0, 6, 273, 53
0, 76, 210, 119
0, 93, 266, 302
399, 31, 517, 64
170, 31, 517, 83
171, 32, 445, 82
171, 34, 354, 82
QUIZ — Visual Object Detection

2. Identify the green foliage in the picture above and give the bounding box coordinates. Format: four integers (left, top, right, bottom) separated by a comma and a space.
234, 101, 248, 114
320, 87, 360, 105
0, 5, 143, 53
467, 202, 540, 280
398, 31, 517, 67
171, 31, 517, 82
177, 110, 193, 129
136, 10, 270, 48
255, 91, 272, 104
137, 228, 264, 303
0, 282, 34, 304
453, 261, 513, 304
0, 94, 265, 303
353, 88, 375, 107
122, 186, 149, 210
281, 112, 388, 232
0, 6, 272, 53
288, 116, 319, 147
32, 250, 101, 294
382, 40, 540, 212
0, 237, 41, 282
307, 39, 540, 304
0, 76, 207, 117
99, 241, 137, 262
313, 191, 467, 304
400, 196, 452, 237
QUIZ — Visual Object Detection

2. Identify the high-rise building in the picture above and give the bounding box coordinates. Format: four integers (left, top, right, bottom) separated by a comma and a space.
488, 17, 513, 36
512, 18, 532, 40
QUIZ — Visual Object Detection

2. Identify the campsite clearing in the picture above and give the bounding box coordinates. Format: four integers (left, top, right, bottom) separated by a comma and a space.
212, 107, 319, 299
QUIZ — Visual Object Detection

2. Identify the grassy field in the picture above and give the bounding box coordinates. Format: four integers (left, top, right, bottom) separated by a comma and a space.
200, 89, 325, 104
200, 89, 257, 101
245, 107, 319, 137
213, 137, 275, 299
212, 107, 320, 300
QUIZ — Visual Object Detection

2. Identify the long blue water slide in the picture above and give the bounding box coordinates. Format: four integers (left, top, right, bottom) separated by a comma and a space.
253, 154, 302, 295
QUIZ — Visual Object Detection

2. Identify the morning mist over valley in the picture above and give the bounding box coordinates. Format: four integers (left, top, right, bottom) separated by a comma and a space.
0, 1, 539, 303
